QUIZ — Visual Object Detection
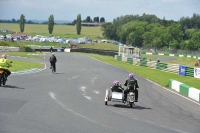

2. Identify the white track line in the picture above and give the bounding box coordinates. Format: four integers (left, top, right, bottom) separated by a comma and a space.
48, 92, 124, 132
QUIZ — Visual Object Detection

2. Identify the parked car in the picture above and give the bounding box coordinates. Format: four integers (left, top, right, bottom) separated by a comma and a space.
93, 40, 98, 43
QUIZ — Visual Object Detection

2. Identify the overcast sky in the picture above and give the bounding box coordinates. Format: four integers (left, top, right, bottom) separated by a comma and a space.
0, 0, 199, 22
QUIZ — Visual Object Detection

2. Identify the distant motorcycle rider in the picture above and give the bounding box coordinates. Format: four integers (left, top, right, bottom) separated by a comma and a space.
111, 80, 124, 92
49, 53, 57, 72
0, 54, 12, 80
124, 73, 139, 102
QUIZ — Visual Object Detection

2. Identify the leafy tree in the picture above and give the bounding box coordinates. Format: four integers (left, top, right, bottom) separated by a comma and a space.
19, 14, 25, 32
142, 32, 154, 48
113, 15, 139, 28
139, 13, 159, 23
86, 16, 91, 22
48, 15, 54, 34
186, 32, 200, 50
12, 18, 16, 23
93, 17, 99, 22
76, 14, 82, 35
126, 26, 145, 47
167, 23, 184, 45
152, 37, 162, 50
101, 22, 117, 40
100, 17, 105, 22
117, 21, 148, 46
72, 19, 76, 25
185, 28, 198, 39
97, 17, 99, 22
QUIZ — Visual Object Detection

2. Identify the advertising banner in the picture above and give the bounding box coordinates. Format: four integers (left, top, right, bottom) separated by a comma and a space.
194, 68, 200, 78
57, 48, 62, 52
179, 65, 186, 76
64, 48, 70, 52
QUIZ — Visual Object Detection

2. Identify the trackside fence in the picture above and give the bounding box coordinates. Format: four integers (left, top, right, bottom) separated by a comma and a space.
114, 55, 200, 79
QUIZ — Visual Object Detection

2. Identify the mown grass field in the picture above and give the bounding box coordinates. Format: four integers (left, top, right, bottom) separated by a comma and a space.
0, 23, 103, 39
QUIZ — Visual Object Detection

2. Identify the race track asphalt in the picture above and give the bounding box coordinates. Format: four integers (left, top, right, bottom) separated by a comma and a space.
0, 53, 200, 133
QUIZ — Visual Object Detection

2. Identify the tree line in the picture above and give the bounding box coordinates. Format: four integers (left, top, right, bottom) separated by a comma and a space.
1, 16, 105, 25
4, 14, 104, 35
17, 14, 82, 35
101, 13, 200, 51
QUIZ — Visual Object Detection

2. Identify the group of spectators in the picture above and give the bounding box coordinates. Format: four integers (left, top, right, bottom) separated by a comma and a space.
3, 35, 16, 42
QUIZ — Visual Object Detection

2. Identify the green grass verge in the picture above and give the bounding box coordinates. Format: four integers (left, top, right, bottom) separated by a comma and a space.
83, 53, 200, 90
164, 57, 198, 67
1, 52, 44, 59
9, 60, 44, 72
78, 43, 118, 51
142, 54, 199, 67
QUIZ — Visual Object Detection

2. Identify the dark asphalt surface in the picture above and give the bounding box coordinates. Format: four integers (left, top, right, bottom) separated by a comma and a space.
0, 53, 200, 133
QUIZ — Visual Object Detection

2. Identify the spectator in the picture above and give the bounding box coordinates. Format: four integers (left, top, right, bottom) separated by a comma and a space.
195, 61, 199, 66
4, 35, 7, 41
50, 46, 53, 53
157, 58, 160, 63
49, 53, 57, 72
11, 37, 14, 42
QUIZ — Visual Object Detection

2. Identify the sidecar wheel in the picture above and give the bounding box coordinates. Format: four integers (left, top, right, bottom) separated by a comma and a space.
130, 102, 133, 108
105, 101, 107, 105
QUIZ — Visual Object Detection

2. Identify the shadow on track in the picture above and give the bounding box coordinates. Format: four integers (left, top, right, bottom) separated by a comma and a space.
108, 104, 152, 110
1, 85, 25, 89
50, 72, 65, 74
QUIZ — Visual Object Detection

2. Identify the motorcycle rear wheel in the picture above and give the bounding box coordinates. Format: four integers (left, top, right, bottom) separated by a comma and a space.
0, 75, 2, 86
2, 74, 6, 85
52, 67, 55, 73
130, 102, 134, 108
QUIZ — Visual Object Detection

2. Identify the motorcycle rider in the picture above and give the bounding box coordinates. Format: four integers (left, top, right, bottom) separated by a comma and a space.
111, 80, 124, 92
0, 54, 12, 80
49, 53, 57, 72
124, 73, 139, 102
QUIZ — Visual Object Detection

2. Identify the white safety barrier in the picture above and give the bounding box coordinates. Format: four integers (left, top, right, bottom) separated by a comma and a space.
0, 46, 19, 52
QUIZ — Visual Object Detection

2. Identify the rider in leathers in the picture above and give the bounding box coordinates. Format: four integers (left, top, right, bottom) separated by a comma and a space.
111, 80, 124, 92
0, 54, 12, 80
49, 53, 57, 72
124, 73, 139, 102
